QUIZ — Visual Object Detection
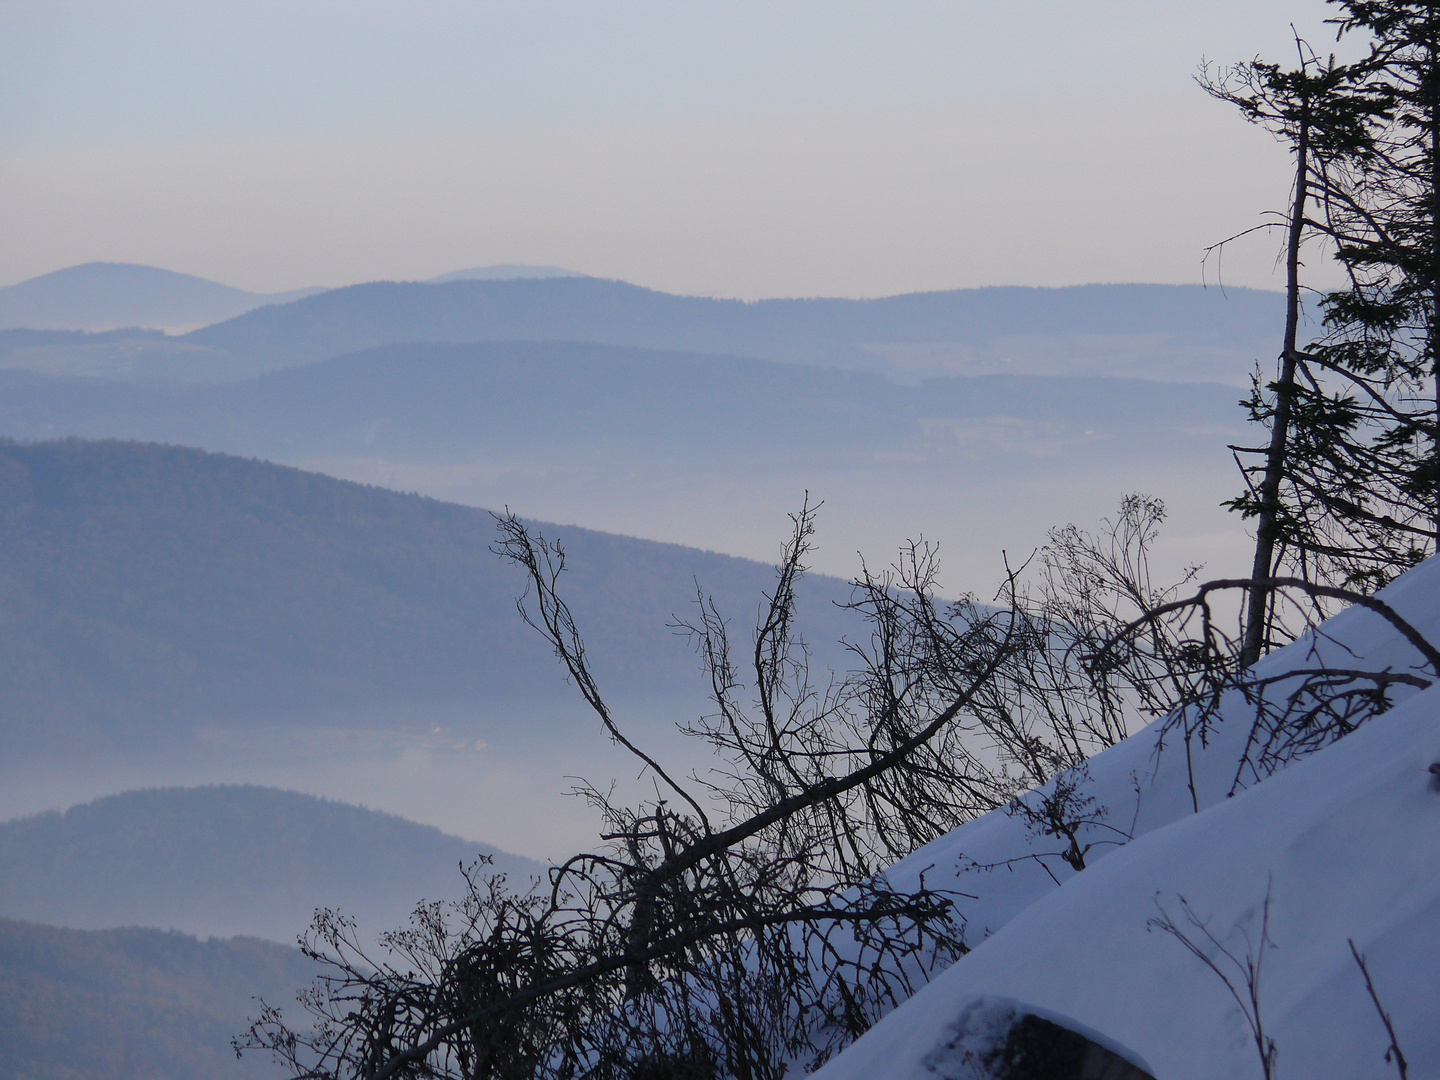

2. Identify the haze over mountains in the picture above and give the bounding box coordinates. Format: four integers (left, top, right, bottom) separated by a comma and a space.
0, 348, 1252, 584
0, 261, 584, 334
0, 438, 861, 852
0, 266, 1266, 584
0, 340, 1242, 466
0, 264, 1279, 1057
169, 278, 1287, 384
0, 265, 1272, 840
5, 259, 1419, 1078
0, 263, 1299, 384
0, 784, 549, 1077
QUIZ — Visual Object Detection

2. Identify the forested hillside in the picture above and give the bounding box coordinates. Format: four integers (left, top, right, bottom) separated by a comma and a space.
0, 438, 854, 754
0, 786, 542, 942
0, 916, 314, 1080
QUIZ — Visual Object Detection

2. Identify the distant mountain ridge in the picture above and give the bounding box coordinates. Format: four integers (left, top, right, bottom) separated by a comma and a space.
0, 262, 326, 332
0, 274, 1296, 383
427, 263, 583, 283
0, 339, 1245, 467
175, 278, 1295, 383
0, 785, 541, 943
0, 341, 1250, 601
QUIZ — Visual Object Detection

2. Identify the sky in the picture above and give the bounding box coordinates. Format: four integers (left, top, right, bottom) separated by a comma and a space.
1, 1, 1359, 298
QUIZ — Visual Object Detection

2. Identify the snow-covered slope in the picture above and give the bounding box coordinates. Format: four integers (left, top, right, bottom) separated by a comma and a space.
813, 559, 1440, 1079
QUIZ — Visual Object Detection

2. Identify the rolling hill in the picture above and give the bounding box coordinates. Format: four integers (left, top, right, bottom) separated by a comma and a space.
0, 437, 855, 756
0, 262, 325, 333
0, 276, 1295, 383
0, 785, 542, 943
177, 278, 1292, 382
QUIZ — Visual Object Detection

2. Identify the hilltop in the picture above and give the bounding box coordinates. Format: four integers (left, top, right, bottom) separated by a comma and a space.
0, 262, 325, 333
0, 785, 542, 943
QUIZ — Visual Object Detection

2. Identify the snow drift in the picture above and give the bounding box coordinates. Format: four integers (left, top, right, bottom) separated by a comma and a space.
811, 557, 1440, 1079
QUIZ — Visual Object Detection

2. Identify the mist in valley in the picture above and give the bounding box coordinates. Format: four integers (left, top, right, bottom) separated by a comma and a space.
10, 4, 1429, 1079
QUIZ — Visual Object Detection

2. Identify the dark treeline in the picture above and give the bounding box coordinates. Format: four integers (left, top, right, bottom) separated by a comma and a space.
0, 915, 318, 1080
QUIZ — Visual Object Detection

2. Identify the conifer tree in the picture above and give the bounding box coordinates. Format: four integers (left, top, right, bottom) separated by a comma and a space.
1211, 3, 1440, 662
1297, 1, 1440, 589
1201, 41, 1381, 658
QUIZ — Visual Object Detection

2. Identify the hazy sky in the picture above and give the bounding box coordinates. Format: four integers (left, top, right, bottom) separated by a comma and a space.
2, 1, 1355, 297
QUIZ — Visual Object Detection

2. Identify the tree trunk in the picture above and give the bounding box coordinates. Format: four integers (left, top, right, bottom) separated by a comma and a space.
1242, 99, 1311, 667
1428, 21, 1440, 546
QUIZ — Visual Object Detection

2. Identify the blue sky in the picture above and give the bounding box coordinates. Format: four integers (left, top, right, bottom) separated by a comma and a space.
1, 1, 1352, 295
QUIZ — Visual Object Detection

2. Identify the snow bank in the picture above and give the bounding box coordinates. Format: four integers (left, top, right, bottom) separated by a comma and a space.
813, 559, 1440, 1079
